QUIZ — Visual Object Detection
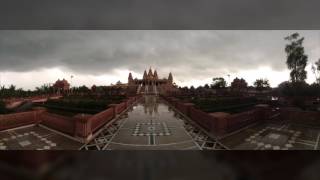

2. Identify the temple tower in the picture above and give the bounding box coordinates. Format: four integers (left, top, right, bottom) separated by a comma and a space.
168, 72, 173, 84
147, 67, 153, 79
143, 70, 147, 79
128, 72, 133, 85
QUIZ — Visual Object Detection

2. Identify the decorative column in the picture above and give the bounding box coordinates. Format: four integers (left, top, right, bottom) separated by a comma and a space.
108, 104, 118, 117
254, 104, 270, 121
75, 117, 92, 139
209, 112, 231, 136
183, 103, 195, 117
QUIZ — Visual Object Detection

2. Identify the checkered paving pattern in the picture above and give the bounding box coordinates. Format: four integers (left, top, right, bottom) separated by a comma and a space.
81, 96, 228, 150
0, 126, 82, 150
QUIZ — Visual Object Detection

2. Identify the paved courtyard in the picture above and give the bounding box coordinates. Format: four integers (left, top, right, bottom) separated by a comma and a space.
0, 125, 82, 150
1, 95, 319, 150
81, 96, 226, 150
220, 122, 320, 150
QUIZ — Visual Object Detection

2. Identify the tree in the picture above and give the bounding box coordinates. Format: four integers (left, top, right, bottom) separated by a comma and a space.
78, 85, 90, 93
211, 77, 227, 89
311, 58, 320, 84
254, 79, 270, 91
284, 33, 308, 82
231, 78, 248, 90
0, 99, 7, 114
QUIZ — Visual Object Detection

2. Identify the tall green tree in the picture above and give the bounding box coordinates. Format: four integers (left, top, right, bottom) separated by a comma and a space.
211, 77, 227, 89
312, 58, 320, 84
254, 79, 270, 91
284, 33, 308, 82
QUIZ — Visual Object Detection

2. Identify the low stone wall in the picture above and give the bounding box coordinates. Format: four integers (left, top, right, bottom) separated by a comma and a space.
162, 95, 267, 136
40, 112, 76, 136
279, 108, 320, 126
0, 95, 142, 141
90, 108, 115, 133
226, 110, 259, 133
116, 102, 127, 114
0, 110, 43, 131
189, 106, 216, 132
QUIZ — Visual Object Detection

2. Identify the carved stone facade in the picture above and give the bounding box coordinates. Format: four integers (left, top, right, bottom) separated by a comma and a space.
127, 67, 175, 95
53, 79, 70, 94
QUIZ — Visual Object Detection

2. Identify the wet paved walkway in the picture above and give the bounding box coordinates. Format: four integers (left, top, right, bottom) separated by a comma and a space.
220, 122, 320, 150
81, 95, 226, 150
3, 95, 318, 150
0, 125, 82, 150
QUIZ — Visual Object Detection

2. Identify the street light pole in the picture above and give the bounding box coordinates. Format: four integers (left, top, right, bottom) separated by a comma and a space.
70, 75, 74, 95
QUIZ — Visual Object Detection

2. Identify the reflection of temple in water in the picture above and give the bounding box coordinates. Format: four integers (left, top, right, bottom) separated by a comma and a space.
143, 95, 159, 115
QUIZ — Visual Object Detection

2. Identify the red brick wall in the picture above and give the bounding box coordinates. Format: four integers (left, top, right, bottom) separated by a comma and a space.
162, 95, 267, 136
279, 108, 320, 126
90, 108, 114, 132
116, 102, 127, 114
189, 106, 216, 131
0, 111, 39, 131
40, 112, 76, 135
226, 110, 258, 132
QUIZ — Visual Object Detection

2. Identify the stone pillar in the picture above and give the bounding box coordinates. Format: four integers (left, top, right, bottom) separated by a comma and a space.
254, 104, 270, 121
75, 117, 92, 138
209, 112, 230, 136
33, 107, 46, 125
171, 98, 179, 107
108, 104, 118, 117
183, 103, 195, 117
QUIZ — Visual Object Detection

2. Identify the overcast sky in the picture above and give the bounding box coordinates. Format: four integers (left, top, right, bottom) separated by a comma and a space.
0, 30, 319, 90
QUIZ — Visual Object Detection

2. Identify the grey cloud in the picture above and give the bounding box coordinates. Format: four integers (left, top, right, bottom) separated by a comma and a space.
0, 30, 319, 80
2, 0, 320, 29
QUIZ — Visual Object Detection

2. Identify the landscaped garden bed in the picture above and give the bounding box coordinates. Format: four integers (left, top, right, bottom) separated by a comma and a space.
33, 95, 127, 116
177, 96, 260, 114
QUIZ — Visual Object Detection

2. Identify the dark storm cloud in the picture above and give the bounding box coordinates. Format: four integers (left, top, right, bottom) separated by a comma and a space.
0, 30, 319, 81
1, 0, 320, 29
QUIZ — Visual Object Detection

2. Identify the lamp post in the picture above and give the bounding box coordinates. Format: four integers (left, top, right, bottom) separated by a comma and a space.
70, 75, 74, 95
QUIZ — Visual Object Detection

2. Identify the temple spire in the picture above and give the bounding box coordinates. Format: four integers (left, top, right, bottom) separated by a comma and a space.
128, 72, 133, 84
143, 70, 147, 79
168, 72, 173, 82
148, 67, 153, 77
154, 69, 158, 79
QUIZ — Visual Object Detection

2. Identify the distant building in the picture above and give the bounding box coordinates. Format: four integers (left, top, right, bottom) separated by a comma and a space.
53, 79, 70, 94
127, 67, 176, 95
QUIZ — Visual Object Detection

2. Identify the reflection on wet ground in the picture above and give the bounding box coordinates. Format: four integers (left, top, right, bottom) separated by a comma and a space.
1, 95, 319, 150
82, 95, 221, 150
0, 126, 82, 150
220, 122, 320, 150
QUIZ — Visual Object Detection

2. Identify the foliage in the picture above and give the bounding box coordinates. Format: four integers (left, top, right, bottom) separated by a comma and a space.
0, 84, 37, 98
311, 59, 320, 84
231, 78, 248, 91
254, 79, 270, 91
43, 95, 127, 113
192, 97, 258, 114
0, 99, 7, 114
284, 33, 308, 82
211, 77, 227, 89
277, 81, 320, 97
